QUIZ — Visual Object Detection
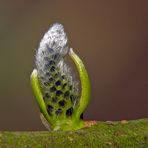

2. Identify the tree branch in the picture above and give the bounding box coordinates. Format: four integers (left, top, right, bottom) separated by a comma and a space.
0, 119, 148, 147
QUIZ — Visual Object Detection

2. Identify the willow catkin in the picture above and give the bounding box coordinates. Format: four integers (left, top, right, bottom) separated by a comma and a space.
35, 23, 79, 118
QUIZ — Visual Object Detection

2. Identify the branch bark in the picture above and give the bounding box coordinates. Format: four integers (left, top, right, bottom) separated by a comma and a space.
0, 119, 148, 147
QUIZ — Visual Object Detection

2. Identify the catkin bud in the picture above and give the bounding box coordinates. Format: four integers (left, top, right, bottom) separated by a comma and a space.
36, 23, 79, 118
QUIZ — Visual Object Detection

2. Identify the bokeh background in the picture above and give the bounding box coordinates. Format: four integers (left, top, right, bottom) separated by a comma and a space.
0, 0, 147, 130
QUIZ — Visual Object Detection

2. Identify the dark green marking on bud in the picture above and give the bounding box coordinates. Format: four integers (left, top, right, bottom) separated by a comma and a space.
45, 93, 50, 98
64, 91, 70, 99
56, 90, 63, 96
66, 107, 73, 117
47, 105, 53, 113
50, 86, 56, 92
55, 108, 62, 115
50, 66, 55, 72
63, 83, 67, 89
59, 100, 66, 107
49, 77, 54, 83
31, 23, 90, 131
55, 80, 61, 87
52, 97, 58, 103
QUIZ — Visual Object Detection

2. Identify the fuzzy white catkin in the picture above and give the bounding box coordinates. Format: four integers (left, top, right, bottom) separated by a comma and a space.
36, 23, 68, 73
35, 23, 78, 97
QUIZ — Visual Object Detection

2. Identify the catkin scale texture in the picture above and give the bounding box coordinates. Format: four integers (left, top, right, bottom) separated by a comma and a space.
36, 23, 79, 117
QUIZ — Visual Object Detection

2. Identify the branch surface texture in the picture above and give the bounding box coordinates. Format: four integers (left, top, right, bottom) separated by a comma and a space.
0, 119, 148, 147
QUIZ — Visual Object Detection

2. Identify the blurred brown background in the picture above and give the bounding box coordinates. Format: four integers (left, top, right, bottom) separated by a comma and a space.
0, 0, 147, 130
